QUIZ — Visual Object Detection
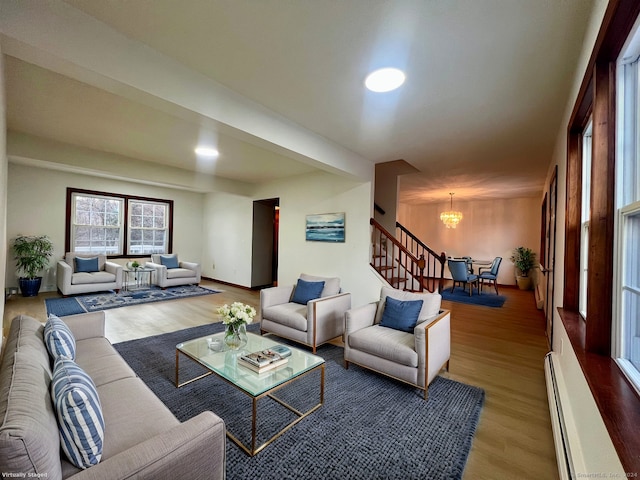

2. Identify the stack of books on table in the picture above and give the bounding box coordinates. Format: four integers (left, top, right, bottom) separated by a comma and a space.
238, 346, 291, 373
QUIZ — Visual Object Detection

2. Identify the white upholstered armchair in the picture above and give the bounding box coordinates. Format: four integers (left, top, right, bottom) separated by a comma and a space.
146, 254, 201, 288
57, 253, 123, 296
344, 286, 451, 400
260, 274, 351, 353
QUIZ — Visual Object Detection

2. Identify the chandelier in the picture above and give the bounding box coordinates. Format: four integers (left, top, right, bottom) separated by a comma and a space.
440, 193, 463, 229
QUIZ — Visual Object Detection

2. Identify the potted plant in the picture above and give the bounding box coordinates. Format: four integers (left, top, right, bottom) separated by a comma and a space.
510, 246, 536, 290
12, 234, 54, 297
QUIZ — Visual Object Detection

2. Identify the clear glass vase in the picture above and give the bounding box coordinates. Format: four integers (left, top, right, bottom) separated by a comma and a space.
224, 322, 248, 350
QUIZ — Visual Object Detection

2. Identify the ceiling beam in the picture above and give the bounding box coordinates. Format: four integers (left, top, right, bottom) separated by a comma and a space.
0, 0, 374, 182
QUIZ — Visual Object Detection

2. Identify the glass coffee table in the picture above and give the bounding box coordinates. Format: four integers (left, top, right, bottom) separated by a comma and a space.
176, 331, 325, 456
122, 266, 154, 291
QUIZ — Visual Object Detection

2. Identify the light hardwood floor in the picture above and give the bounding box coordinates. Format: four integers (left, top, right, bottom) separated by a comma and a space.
2, 280, 557, 480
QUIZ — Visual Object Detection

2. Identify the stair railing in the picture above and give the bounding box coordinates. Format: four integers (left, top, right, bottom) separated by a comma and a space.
395, 221, 447, 293
370, 218, 426, 292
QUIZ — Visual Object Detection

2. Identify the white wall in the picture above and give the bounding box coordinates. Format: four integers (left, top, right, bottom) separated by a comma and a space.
201, 191, 254, 287
5, 163, 204, 291
203, 171, 382, 307
544, 0, 625, 475
398, 196, 541, 286
0, 42, 8, 333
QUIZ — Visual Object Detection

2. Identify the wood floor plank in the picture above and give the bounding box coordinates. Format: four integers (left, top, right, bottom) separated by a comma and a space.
2, 280, 557, 479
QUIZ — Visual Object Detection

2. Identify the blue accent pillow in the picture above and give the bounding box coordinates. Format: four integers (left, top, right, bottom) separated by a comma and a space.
291, 279, 325, 305
74, 256, 99, 273
379, 296, 424, 333
160, 255, 179, 269
44, 314, 76, 360
51, 357, 105, 468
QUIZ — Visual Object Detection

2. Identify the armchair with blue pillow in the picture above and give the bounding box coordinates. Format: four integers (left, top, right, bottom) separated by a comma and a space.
147, 254, 201, 288
344, 286, 451, 400
260, 273, 351, 353
57, 253, 123, 296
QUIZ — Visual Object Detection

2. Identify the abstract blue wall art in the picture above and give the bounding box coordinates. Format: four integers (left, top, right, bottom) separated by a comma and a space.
305, 212, 345, 243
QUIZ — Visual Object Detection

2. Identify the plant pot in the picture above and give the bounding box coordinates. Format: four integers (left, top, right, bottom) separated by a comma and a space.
19, 277, 43, 297
516, 275, 532, 291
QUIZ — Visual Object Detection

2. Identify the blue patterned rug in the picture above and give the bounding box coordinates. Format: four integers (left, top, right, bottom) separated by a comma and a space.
441, 286, 506, 308
114, 323, 485, 480
45, 285, 220, 317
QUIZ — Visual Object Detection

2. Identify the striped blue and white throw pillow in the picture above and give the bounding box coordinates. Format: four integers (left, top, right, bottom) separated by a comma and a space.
51, 357, 104, 469
44, 314, 76, 360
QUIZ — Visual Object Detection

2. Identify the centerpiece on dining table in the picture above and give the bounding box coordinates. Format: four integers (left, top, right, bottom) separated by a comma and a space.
217, 302, 257, 350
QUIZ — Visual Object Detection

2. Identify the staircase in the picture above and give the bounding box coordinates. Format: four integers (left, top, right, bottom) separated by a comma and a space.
370, 218, 446, 293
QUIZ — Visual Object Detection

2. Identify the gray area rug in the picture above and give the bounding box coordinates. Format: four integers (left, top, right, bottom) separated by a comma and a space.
114, 323, 485, 480
45, 285, 219, 316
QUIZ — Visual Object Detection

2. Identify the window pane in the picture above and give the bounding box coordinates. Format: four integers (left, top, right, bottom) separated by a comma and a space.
130, 229, 142, 243
105, 213, 119, 226
154, 217, 165, 229
153, 204, 165, 216
130, 214, 142, 228
75, 210, 90, 225
621, 210, 640, 374
131, 202, 143, 216
623, 290, 640, 370
92, 198, 105, 212
579, 120, 593, 319
106, 199, 120, 213
624, 213, 640, 288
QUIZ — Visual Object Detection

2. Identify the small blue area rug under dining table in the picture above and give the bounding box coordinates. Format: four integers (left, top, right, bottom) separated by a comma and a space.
45, 285, 220, 317
114, 322, 485, 480
441, 286, 507, 308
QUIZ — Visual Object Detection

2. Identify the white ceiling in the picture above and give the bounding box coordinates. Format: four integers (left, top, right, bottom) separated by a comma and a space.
2, 0, 596, 204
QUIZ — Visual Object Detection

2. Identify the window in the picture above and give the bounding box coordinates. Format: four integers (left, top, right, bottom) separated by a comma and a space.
561, 1, 640, 472
71, 193, 124, 254
616, 29, 640, 392
67, 189, 173, 256
579, 120, 592, 319
128, 200, 169, 254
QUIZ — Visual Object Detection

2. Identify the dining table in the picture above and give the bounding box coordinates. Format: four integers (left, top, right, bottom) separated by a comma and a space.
450, 257, 492, 274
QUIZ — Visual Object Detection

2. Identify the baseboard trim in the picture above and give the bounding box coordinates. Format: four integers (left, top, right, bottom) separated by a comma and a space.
203, 277, 256, 291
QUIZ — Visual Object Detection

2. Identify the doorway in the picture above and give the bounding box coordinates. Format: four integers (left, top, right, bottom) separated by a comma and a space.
251, 198, 279, 288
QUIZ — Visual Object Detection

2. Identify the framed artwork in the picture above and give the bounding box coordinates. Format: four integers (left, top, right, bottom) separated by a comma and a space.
305, 212, 345, 242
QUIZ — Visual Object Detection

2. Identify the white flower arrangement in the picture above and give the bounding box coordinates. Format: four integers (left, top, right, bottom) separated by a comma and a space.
217, 302, 256, 327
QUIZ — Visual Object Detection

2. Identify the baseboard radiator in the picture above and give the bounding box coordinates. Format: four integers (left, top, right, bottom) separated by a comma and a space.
544, 352, 574, 480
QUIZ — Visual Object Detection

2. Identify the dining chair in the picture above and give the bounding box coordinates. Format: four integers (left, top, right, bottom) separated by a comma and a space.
461, 256, 473, 274
448, 259, 479, 296
478, 257, 503, 294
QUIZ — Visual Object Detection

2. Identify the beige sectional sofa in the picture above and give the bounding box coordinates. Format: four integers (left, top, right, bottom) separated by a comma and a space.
0, 311, 226, 479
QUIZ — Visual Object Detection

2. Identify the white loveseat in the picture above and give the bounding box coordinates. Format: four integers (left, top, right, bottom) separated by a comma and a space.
57, 253, 123, 296
344, 286, 451, 400
146, 254, 201, 288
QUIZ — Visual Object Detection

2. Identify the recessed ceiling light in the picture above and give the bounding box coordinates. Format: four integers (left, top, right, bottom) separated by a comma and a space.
195, 146, 219, 157
365, 68, 406, 92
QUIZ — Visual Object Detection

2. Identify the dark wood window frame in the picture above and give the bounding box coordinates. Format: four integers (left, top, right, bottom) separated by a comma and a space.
65, 188, 174, 257
560, 0, 640, 473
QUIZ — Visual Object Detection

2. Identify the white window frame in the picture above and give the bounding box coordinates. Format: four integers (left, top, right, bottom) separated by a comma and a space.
614, 16, 640, 394
70, 192, 124, 255
127, 199, 170, 255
